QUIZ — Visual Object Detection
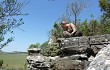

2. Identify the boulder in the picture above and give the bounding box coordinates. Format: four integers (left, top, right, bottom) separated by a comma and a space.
86, 44, 110, 70
53, 59, 88, 70
26, 48, 51, 70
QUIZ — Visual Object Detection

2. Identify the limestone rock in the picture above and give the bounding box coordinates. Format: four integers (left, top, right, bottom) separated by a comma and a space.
26, 34, 110, 70
26, 48, 51, 70
86, 45, 110, 70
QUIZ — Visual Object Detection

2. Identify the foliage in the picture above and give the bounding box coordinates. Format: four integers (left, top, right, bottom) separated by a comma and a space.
78, 18, 110, 36
0, 0, 28, 49
43, 22, 62, 56
42, 43, 60, 57
40, 41, 48, 49
50, 22, 63, 42
49, 0, 110, 38
51, 18, 110, 38
53, 22, 63, 38
29, 43, 40, 49
99, 0, 110, 19
0, 60, 3, 67
75, 0, 110, 36
78, 19, 90, 36
99, 0, 110, 34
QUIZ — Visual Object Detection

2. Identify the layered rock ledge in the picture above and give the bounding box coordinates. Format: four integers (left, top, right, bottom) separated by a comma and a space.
26, 34, 110, 70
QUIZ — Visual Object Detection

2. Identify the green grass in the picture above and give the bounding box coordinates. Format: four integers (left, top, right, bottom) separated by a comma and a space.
0, 53, 28, 70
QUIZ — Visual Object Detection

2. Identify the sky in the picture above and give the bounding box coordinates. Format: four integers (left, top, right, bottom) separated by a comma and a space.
2, 0, 103, 52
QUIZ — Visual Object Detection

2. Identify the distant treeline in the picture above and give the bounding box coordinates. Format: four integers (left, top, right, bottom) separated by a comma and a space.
1, 52, 27, 54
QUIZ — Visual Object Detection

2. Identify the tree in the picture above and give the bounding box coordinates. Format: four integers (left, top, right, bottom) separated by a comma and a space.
99, 0, 110, 34
67, 0, 87, 25
0, 0, 29, 49
57, 12, 71, 23
99, 0, 110, 19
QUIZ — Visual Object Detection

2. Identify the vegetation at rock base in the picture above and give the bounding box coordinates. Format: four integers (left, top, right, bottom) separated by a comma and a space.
42, 43, 60, 57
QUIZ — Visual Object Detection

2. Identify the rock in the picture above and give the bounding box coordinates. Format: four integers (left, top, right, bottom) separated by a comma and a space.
86, 45, 110, 70
54, 59, 83, 70
56, 34, 110, 70
89, 35, 107, 44
58, 35, 110, 57
26, 34, 110, 70
59, 36, 89, 48
88, 56, 95, 62
49, 56, 59, 60
53, 58, 90, 70
69, 54, 88, 60
26, 48, 51, 70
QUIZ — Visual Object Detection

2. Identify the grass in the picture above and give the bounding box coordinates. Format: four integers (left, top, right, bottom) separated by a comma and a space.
0, 53, 28, 70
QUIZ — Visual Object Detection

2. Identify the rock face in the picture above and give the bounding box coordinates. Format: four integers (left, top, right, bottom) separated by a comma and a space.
26, 48, 51, 70
86, 44, 110, 70
55, 34, 110, 70
26, 34, 110, 70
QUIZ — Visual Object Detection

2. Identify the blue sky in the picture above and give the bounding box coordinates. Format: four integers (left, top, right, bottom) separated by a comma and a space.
2, 0, 103, 52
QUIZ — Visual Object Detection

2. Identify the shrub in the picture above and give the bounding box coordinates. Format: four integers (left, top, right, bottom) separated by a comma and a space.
42, 43, 60, 57
0, 60, 3, 67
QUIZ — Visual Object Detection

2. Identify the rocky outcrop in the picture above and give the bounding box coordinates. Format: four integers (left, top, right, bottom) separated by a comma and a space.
86, 44, 110, 70
26, 48, 51, 70
58, 34, 110, 56
26, 34, 110, 70
55, 34, 110, 70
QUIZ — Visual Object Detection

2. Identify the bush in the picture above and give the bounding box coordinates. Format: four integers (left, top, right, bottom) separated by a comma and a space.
0, 60, 3, 67
42, 43, 60, 57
